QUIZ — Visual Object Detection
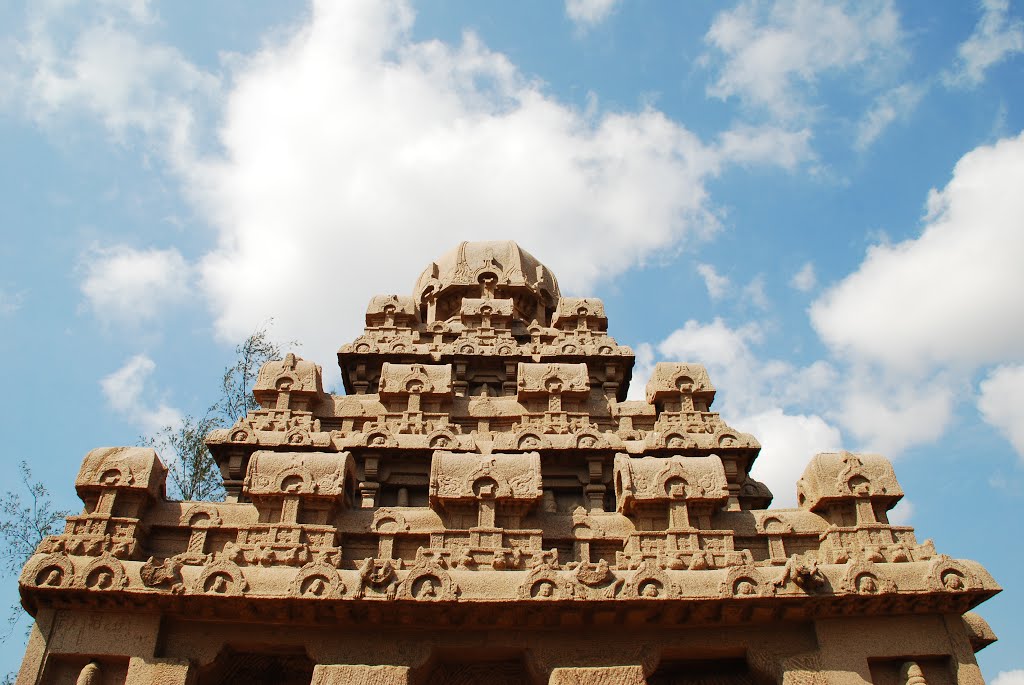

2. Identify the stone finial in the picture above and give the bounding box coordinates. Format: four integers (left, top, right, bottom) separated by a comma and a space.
365, 294, 418, 327
645, 362, 715, 405
429, 452, 543, 504
796, 452, 903, 512
550, 297, 608, 331
75, 447, 167, 500
253, 353, 324, 409
244, 451, 356, 500
414, 240, 561, 304
613, 454, 729, 513
517, 363, 590, 397
377, 363, 453, 397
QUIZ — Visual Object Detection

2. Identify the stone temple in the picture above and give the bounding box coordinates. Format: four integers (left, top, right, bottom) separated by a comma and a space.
16, 241, 999, 684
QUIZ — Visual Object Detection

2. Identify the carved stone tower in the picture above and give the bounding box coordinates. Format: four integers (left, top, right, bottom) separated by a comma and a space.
16, 241, 998, 684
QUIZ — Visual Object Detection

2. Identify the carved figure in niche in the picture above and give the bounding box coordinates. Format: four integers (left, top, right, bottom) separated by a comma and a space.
734, 579, 757, 596
416, 577, 437, 599
87, 568, 113, 590
370, 434, 387, 447
640, 581, 660, 598
304, 576, 327, 597
848, 475, 871, 496
140, 556, 185, 594
667, 435, 686, 448
578, 435, 597, 448
942, 570, 965, 591
534, 580, 554, 598
856, 573, 878, 594
39, 567, 62, 587
206, 572, 231, 594
519, 435, 540, 450
76, 662, 101, 685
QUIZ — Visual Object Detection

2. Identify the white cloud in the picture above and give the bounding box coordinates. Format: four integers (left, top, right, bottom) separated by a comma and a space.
742, 275, 769, 310
703, 0, 904, 120
978, 364, 1024, 459
0, 288, 25, 315
944, 0, 1024, 88
80, 245, 193, 324
805, 131, 1024, 459
100, 354, 182, 435
993, 671, 1024, 685
627, 342, 656, 401
856, 83, 926, 150
8, 0, 821, 383
834, 369, 956, 455
696, 263, 731, 300
745, 409, 843, 507
16, 2, 216, 164
715, 124, 814, 169
789, 261, 816, 292
811, 131, 1024, 372
565, 0, 621, 29
887, 497, 913, 525
183, 1, 807, 378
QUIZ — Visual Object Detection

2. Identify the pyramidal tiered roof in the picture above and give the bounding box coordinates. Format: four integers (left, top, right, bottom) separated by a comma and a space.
17, 241, 999, 685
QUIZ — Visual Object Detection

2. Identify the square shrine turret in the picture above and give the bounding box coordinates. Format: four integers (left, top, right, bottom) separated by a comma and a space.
15, 241, 999, 685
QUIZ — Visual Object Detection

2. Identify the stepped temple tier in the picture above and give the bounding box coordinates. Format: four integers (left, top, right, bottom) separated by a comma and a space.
17, 241, 998, 684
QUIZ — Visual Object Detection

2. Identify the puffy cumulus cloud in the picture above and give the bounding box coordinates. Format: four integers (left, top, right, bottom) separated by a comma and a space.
564, 0, 621, 29
703, 0, 904, 120
10, 0, 833, 383
696, 263, 731, 300
80, 245, 193, 324
993, 671, 1024, 685
834, 369, 956, 455
744, 409, 842, 507
811, 131, 1024, 372
626, 342, 656, 401
944, 0, 1024, 88
978, 364, 1024, 459
100, 354, 182, 435
14, 0, 216, 162
714, 124, 814, 169
186, 0, 803, 377
887, 498, 913, 525
789, 261, 816, 292
855, 83, 926, 150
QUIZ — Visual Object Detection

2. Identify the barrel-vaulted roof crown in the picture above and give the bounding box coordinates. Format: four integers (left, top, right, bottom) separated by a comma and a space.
76, 447, 167, 499
414, 240, 561, 304
614, 454, 729, 513
429, 452, 543, 503
796, 452, 904, 511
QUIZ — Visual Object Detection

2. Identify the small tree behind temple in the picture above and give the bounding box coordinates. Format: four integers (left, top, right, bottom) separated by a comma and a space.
144, 322, 298, 502
143, 414, 224, 502
0, 463, 70, 577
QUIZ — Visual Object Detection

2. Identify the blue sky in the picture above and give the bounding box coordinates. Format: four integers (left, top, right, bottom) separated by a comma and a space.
1, 0, 1023, 678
